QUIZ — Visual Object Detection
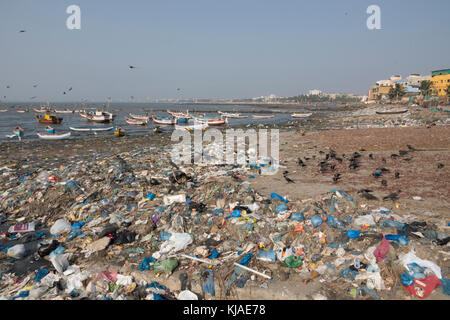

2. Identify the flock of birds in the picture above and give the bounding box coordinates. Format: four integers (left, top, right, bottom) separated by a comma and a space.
279, 144, 445, 202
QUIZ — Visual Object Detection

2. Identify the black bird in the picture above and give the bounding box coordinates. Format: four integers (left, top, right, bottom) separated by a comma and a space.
399, 150, 408, 156
129, 65, 137, 69
381, 180, 387, 186
332, 173, 341, 183
407, 145, 416, 151
352, 152, 361, 158
63, 92, 66, 95
19, 30, 26, 33
381, 157, 386, 164
383, 190, 401, 201
377, 168, 390, 173
6, 86, 10, 89
282, 171, 295, 184
335, 157, 343, 163
33, 84, 38, 88
394, 172, 400, 179
390, 154, 399, 159
403, 158, 413, 162
68, 87, 72, 91
437, 163, 444, 169
297, 158, 306, 167
369, 154, 374, 160
358, 189, 378, 200
319, 151, 324, 154
330, 164, 336, 171
30, 96, 37, 99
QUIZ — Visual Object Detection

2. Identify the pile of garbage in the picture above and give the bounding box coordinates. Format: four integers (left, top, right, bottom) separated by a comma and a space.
0, 143, 448, 300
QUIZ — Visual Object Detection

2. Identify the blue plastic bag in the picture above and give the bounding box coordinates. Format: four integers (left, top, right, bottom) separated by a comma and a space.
385, 234, 409, 245
346, 230, 361, 239
270, 193, 288, 203
311, 216, 323, 227
202, 269, 215, 296
257, 250, 276, 262
275, 203, 288, 214
290, 212, 304, 222
401, 272, 414, 286
34, 268, 49, 282
139, 257, 157, 271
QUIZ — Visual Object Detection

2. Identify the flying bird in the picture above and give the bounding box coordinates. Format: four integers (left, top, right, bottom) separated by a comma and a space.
68, 87, 72, 91
30, 96, 37, 99
128, 65, 137, 69
19, 30, 26, 33
33, 84, 38, 88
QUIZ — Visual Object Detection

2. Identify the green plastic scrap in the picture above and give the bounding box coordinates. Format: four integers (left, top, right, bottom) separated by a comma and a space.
153, 259, 179, 274
284, 255, 303, 268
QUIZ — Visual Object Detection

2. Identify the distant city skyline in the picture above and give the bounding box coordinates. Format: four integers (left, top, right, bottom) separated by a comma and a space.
1, 0, 449, 102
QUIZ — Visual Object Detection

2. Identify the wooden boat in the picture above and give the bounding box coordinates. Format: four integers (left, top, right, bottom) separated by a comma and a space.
375, 109, 408, 115
37, 132, 71, 140
114, 128, 125, 136
54, 109, 74, 114
152, 115, 177, 125
252, 114, 274, 119
36, 114, 63, 124
129, 113, 150, 121
80, 110, 115, 123
292, 113, 312, 118
17, 109, 28, 113
175, 123, 209, 131
217, 111, 247, 118
193, 116, 228, 126
0, 109, 7, 112
33, 107, 52, 113
125, 117, 147, 126
45, 126, 55, 134
167, 109, 192, 119
69, 126, 114, 132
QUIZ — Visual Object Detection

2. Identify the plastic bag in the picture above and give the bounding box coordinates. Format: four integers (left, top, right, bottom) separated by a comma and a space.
159, 233, 193, 255
399, 250, 442, 279
178, 290, 198, 300
50, 219, 71, 235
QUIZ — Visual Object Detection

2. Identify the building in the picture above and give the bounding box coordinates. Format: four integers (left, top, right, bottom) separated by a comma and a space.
407, 74, 431, 88
430, 69, 450, 97
308, 89, 322, 96
368, 85, 392, 101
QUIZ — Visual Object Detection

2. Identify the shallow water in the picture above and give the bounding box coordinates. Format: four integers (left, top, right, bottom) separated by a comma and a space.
0, 102, 319, 143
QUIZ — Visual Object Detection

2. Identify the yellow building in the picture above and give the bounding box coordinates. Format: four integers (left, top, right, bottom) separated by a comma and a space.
430, 69, 450, 97
368, 85, 392, 101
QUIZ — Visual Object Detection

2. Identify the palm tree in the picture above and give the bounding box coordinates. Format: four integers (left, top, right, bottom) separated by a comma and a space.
420, 80, 432, 97
388, 84, 406, 101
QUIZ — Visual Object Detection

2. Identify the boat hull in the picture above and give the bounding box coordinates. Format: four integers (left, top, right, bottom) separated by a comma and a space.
37, 132, 71, 140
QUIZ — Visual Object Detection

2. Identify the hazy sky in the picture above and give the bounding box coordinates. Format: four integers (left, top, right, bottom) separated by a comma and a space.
1, 0, 449, 102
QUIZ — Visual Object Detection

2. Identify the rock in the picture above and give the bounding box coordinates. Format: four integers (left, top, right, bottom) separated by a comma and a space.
86, 237, 111, 252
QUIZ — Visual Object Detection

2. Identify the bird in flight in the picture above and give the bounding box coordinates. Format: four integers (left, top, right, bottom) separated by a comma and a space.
33, 84, 38, 88
30, 96, 37, 100
6, 86, 10, 89
68, 87, 72, 91
19, 30, 26, 33
129, 65, 137, 69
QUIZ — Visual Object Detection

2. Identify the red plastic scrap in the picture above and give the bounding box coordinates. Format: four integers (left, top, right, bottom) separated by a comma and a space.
404, 275, 441, 299
373, 236, 390, 262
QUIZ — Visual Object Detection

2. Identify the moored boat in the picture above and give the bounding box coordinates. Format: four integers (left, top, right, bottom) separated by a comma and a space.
375, 109, 408, 115
167, 109, 192, 119
0, 109, 7, 112
252, 114, 274, 119
129, 113, 150, 121
33, 107, 52, 113
152, 115, 177, 125
292, 113, 312, 118
69, 126, 114, 132
125, 117, 147, 126
45, 126, 55, 134
80, 110, 115, 123
193, 116, 228, 125
36, 114, 63, 124
54, 109, 74, 114
37, 132, 71, 140
217, 111, 247, 118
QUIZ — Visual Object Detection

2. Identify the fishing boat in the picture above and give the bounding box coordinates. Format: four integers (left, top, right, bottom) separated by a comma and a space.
16, 109, 28, 113
252, 114, 274, 119
375, 109, 408, 115
37, 132, 71, 140
193, 117, 228, 126
292, 113, 312, 118
36, 114, 63, 124
69, 126, 114, 132
45, 126, 55, 134
125, 117, 147, 126
167, 109, 192, 119
54, 108, 74, 114
33, 107, 52, 113
80, 110, 115, 123
129, 113, 150, 121
114, 127, 125, 136
152, 115, 177, 125
217, 111, 247, 118
175, 123, 209, 131
0, 109, 7, 112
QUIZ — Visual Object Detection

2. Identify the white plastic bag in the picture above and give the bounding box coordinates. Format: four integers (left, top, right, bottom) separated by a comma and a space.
399, 250, 442, 279
163, 194, 186, 205
50, 219, 71, 235
354, 215, 376, 226
178, 290, 198, 300
159, 232, 193, 254
7, 244, 26, 259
